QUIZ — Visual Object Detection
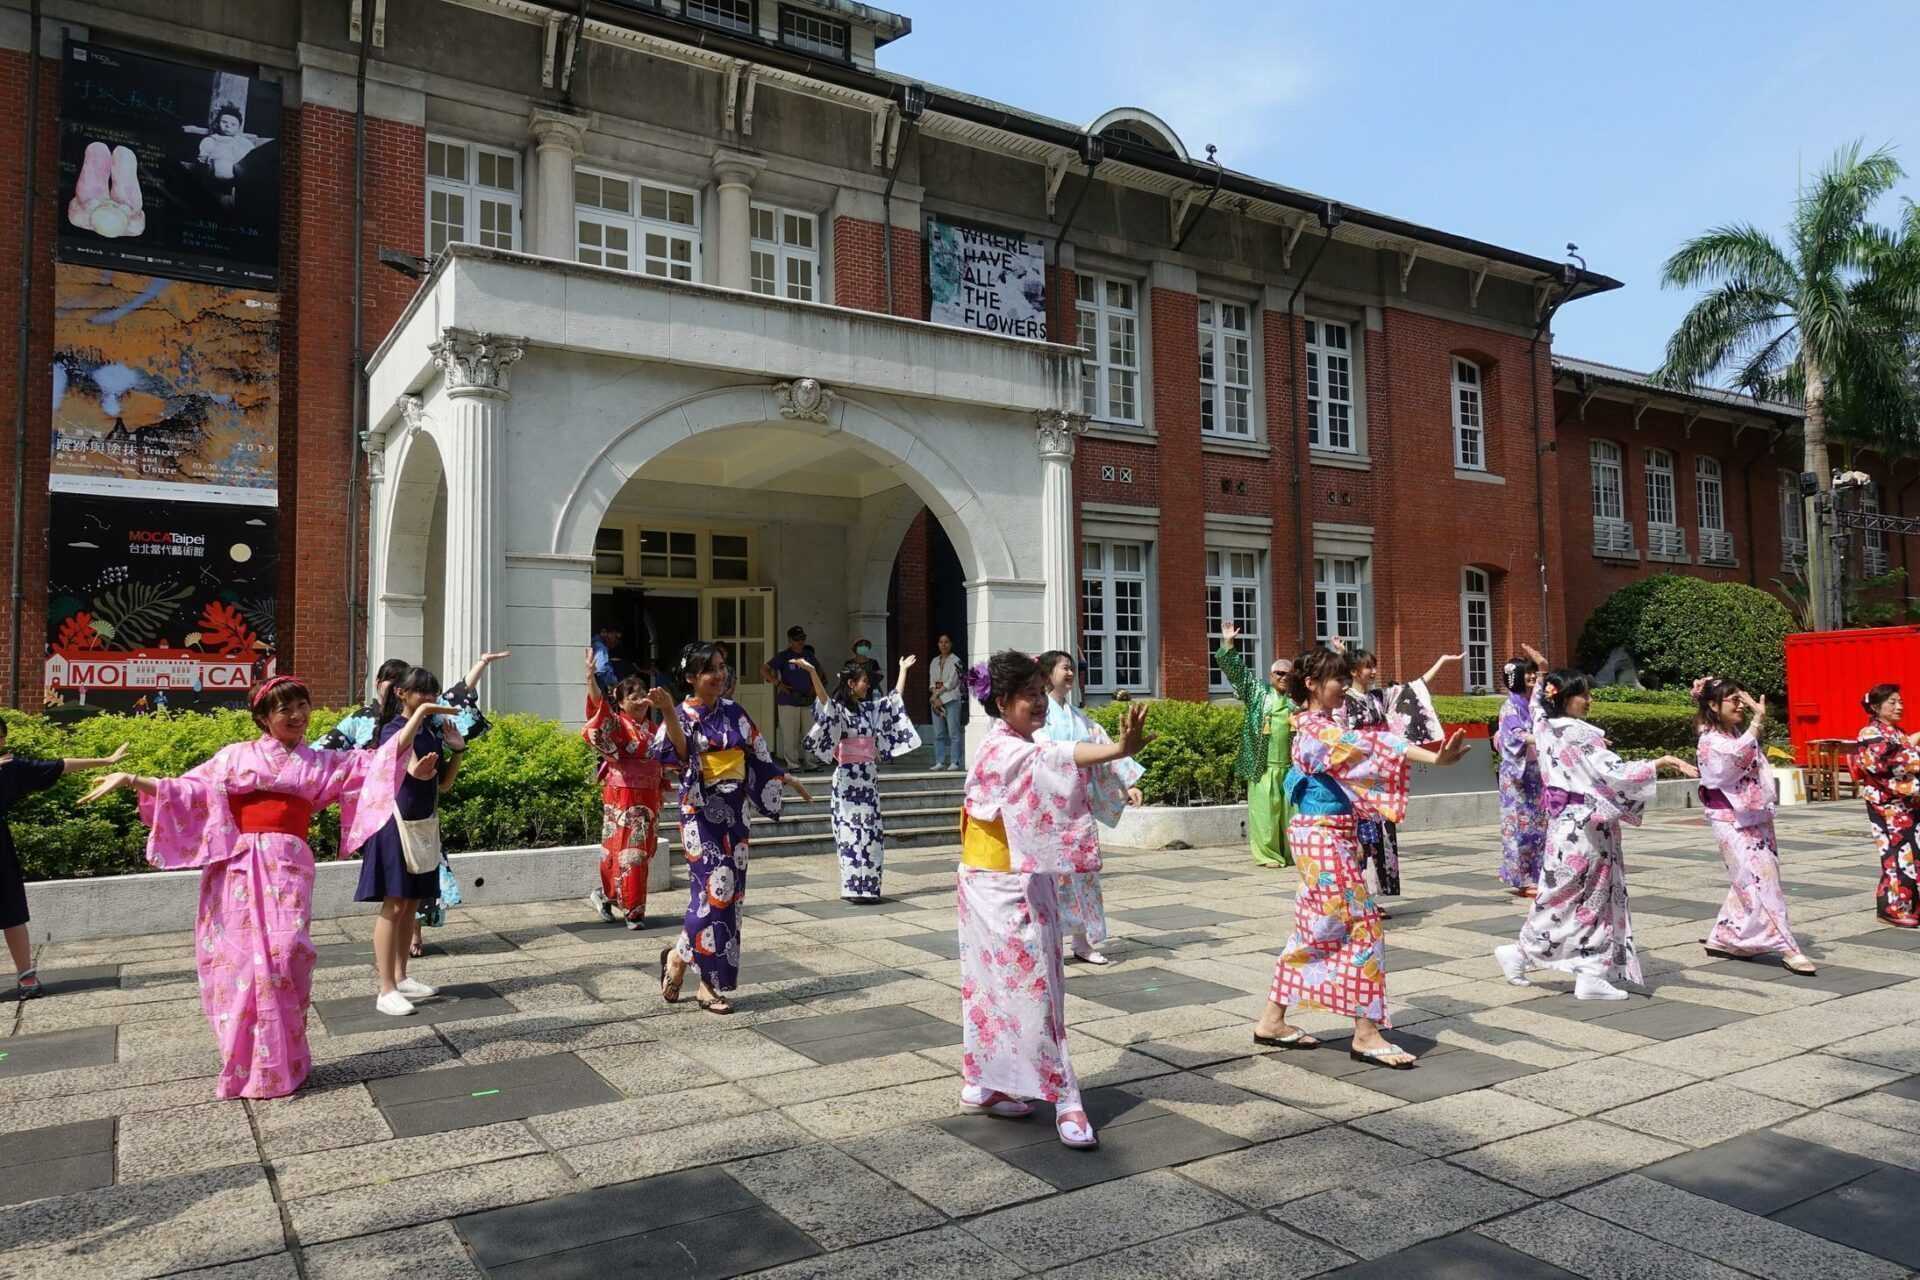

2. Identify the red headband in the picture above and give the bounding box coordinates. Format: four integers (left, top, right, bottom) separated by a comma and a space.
249, 674, 306, 708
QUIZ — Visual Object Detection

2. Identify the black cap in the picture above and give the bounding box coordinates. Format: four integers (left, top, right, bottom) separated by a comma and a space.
788, 626, 807, 640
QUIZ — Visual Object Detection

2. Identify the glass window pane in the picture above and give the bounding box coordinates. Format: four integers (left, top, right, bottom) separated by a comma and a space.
639, 185, 667, 221
669, 191, 695, 226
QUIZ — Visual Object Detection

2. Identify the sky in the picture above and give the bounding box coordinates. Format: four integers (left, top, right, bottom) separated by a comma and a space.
878, 0, 1920, 378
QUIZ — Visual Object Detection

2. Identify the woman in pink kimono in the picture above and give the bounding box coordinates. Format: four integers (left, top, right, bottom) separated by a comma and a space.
1694, 677, 1812, 974
82, 676, 452, 1099
957, 651, 1146, 1150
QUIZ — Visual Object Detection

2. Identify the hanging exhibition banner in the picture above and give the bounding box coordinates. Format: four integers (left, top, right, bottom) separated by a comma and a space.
926, 216, 1049, 340
50, 265, 280, 504
57, 39, 283, 289
44, 494, 278, 710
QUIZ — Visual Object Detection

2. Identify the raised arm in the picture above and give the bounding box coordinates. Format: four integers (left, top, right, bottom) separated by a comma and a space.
1073, 702, 1152, 767
650, 687, 687, 761
61, 743, 128, 773
583, 647, 604, 710
793, 656, 829, 704
464, 650, 510, 691
1418, 652, 1464, 687
1215, 622, 1259, 709
895, 654, 916, 698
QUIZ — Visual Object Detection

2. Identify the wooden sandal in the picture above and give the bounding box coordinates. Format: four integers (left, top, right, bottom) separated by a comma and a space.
696, 992, 733, 1015
658, 948, 683, 1004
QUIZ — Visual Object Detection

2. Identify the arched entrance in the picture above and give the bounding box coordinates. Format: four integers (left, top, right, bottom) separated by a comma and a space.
368, 425, 449, 684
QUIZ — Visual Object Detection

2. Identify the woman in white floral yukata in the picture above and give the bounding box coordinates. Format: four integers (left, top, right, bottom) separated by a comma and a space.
956, 650, 1147, 1150
1496, 645, 1697, 1000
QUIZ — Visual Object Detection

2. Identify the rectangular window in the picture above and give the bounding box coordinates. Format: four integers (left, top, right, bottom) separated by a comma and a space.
426, 137, 520, 256
1452, 358, 1484, 470
749, 204, 818, 302
1696, 457, 1733, 565
1304, 318, 1355, 452
1198, 299, 1253, 439
1082, 538, 1150, 693
684, 0, 754, 35
1314, 555, 1367, 648
1076, 274, 1140, 424
593, 526, 626, 577
1645, 448, 1686, 561
779, 5, 849, 57
1205, 548, 1263, 692
575, 169, 699, 281
1780, 471, 1807, 566
638, 528, 698, 580
1461, 567, 1492, 693
711, 533, 751, 583
1864, 484, 1889, 576
1590, 440, 1634, 557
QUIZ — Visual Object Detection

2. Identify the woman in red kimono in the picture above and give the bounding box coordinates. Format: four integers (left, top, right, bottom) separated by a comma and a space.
583, 648, 666, 929
1857, 683, 1920, 927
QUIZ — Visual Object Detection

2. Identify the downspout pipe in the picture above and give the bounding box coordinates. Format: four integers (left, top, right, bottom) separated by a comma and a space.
9, 0, 41, 708
1528, 253, 1580, 660
346, 9, 374, 698
878, 84, 926, 316
1286, 203, 1340, 647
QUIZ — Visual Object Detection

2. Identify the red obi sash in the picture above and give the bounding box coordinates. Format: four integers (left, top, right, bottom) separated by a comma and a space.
230, 793, 315, 837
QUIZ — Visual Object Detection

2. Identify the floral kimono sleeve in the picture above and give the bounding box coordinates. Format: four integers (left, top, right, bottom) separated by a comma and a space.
966, 725, 1103, 873
802, 698, 851, 766
583, 696, 632, 761
872, 691, 923, 759
1293, 715, 1412, 823
1384, 679, 1443, 745
1548, 721, 1657, 827
310, 731, 415, 853
1698, 728, 1772, 825
1856, 724, 1920, 803
315, 706, 377, 753
739, 705, 788, 821
1496, 700, 1530, 771
139, 748, 243, 871
1080, 712, 1144, 796
442, 679, 491, 742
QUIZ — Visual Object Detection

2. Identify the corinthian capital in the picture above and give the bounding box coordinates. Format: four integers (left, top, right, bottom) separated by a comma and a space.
431, 328, 526, 396
1035, 408, 1086, 460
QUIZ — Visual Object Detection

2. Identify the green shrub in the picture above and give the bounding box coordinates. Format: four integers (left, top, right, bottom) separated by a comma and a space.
1576, 574, 1792, 699
1088, 700, 1246, 805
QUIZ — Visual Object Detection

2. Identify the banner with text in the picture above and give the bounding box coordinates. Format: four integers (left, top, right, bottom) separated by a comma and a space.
927, 217, 1048, 340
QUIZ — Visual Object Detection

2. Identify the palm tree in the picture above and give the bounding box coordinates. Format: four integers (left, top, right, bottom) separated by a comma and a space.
1655, 142, 1920, 628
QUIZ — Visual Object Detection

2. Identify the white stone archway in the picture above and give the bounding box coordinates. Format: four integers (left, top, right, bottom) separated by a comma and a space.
365, 408, 448, 689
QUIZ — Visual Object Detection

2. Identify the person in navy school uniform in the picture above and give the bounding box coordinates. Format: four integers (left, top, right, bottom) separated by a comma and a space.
0, 716, 128, 999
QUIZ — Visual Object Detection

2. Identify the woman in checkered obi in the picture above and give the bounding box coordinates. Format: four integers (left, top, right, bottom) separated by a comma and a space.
1255, 646, 1469, 1070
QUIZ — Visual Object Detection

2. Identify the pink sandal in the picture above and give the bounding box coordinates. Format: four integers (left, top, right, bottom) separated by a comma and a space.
1055, 1107, 1098, 1149
959, 1086, 1033, 1118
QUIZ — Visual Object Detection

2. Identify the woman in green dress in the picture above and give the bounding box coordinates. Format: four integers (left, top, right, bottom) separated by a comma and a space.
1218, 622, 1294, 868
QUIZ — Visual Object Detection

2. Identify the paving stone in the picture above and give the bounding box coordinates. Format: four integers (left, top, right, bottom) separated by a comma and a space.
1571, 1173, 1909, 1280
523, 1081, 762, 1149
1824, 1022, 1920, 1072
894, 931, 963, 960
726, 1142, 945, 1248
658, 1026, 822, 1079
0, 1026, 118, 1078
745, 1224, 1023, 1280
962, 1169, 1240, 1270
1450, 1118, 1688, 1196
1770, 1166, 1920, 1269
1042, 1214, 1351, 1279
751, 1003, 958, 1065
1182, 1124, 1413, 1209
272, 1120, 544, 1200
744, 1050, 948, 1106
841, 1123, 1054, 1217
286, 1152, 574, 1245
0, 1162, 283, 1280
1319, 1230, 1580, 1279
1328, 1039, 1541, 1103
1479, 1201, 1752, 1279
1068, 964, 1246, 1014
1202, 1056, 1408, 1121
1600, 1080, 1805, 1147
781, 1075, 965, 1140
0, 1118, 116, 1206
303, 1222, 484, 1280
1352, 1090, 1571, 1155
366, 1051, 622, 1137
1640, 1129, 1884, 1214
0, 1117, 115, 1170
1114, 1070, 1326, 1142
311, 983, 516, 1037
157, 1254, 300, 1280
1718, 1052, 1907, 1107
250, 1083, 393, 1157
118, 1100, 259, 1181
0, 1075, 216, 1136
1274, 1159, 1535, 1260
571, 1039, 721, 1095
559, 1110, 814, 1185
1109, 906, 1254, 930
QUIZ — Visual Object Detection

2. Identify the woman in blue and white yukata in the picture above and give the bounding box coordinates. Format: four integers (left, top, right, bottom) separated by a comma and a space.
797, 654, 922, 902
1038, 650, 1144, 966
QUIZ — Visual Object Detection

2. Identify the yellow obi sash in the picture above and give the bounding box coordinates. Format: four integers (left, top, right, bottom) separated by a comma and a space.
699, 748, 747, 787
959, 813, 1012, 872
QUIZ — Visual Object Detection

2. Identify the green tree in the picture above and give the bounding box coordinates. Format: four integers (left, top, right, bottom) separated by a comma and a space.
1655, 142, 1920, 628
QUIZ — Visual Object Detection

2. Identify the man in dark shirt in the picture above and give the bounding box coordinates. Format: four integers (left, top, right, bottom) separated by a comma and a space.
761, 626, 818, 768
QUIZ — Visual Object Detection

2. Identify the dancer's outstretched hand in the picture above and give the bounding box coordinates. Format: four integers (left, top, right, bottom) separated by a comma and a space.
1116, 702, 1154, 756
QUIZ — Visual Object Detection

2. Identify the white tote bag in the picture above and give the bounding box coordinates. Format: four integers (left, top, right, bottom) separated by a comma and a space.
394, 813, 443, 875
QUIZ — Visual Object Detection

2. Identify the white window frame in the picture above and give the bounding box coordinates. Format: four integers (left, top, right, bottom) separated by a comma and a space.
1452, 357, 1485, 471
1645, 448, 1686, 561
1696, 456, 1733, 565
1314, 555, 1370, 649
1076, 274, 1141, 425
1780, 471, 1807, 566
778, 4, 850, 58
426, 136, 520, 256
684, 0, 756, 36
1205, 547, 1264, 692
749, 202, 818, 302
1304, 317, 1356, 453
1863, 484, 1889, 576
1198, 298, 1254, 440
574, 167, 701, 281
1590, 439, 1634, 557
1461, 567, 1492, 693
1081, 538, 1152, 694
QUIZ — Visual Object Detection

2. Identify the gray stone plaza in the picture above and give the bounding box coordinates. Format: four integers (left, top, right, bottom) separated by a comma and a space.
4, 805, 1917, 1279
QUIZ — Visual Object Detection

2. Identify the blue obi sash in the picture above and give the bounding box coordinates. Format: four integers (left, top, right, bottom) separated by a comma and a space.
1283, 766, 1352, 815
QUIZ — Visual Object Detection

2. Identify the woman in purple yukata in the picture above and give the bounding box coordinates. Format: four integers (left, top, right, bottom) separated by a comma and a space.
1693, 676, 1813, 974
654, 641, 811, 1015
1496, 655, 1547, 896
81, 677, 453, 1099
1496, 648, 1696, 1001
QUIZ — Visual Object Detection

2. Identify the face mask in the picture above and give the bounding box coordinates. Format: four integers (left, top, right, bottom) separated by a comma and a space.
855, 644, 871, 656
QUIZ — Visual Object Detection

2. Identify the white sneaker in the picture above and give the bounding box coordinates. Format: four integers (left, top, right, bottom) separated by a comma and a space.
1494, 944, 1533, 987
375, 990, 416, 1016
1574, 974, 1631, 1001
395, 977, 437, 1000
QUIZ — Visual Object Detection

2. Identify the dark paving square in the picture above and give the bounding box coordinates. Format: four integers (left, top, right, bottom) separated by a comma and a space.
1875, 1075, 1920, 1103
1110, 906, 1253, 931
1628, 895, 1717, 919
0, 1025, 117, 1077
1690, 958, 1900, 997
782, 896, 927, 920
1324, 1230, 1581, 1279
1414, 871, 1511, 891
897, 932, 962, 961
0, 1118, 115, 1206
313, 982, 516, 1037
1449, 913, 1533, 936
368, 1051, 622, 1138
1771, 1166, 1920, 1267
459, 1166, 820, 1279
1335, 1041, 1540, 1103
549, 918, 680, 945
311, 940, 444, 970
1586, 998, 1752, 1041
1519, 993, 1667, 1023
1110, 929, 1216, 951
1644, 1130, 1883, 1216
741, 958, 819, 984
745, 870, 809, 890
937, 1086, 1242, 1188
1383, 947, 1461, 972
1068, 965, 1243, 1014
1136, 865, 1235, 885
15, 963, 121, 999
1782, 881, 1866, 900
754, 1004, 957, 1065
1281, 1032, 1454, 1082
1831, 926, 1920, 953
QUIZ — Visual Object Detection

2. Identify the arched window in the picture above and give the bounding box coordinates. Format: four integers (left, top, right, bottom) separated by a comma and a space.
1460, 568, 1492, 692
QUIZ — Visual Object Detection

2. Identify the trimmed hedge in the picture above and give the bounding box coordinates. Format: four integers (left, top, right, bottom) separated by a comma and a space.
0, 708, 601, 882
1087, 700, 1244, 806
1576, 574, 1792, 698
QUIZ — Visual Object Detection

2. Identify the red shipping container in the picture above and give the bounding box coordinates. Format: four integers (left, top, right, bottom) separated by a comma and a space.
1784, 625, 1920, 765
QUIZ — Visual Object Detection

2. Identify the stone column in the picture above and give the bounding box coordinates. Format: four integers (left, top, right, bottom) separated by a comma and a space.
1036, 409, 1086, 652
528, 109, 587, 259
430, 328, 524, 681
710, 149, 766, 291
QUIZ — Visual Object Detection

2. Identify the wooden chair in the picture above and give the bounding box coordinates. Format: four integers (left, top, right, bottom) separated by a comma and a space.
1805, 739, 1857, 803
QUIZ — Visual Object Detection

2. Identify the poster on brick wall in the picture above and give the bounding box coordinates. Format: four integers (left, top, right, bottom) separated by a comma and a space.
926, 216, 1048, 340
57, 40, 282, 289
43, 493, 278, 712
50, 265, 279, 504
